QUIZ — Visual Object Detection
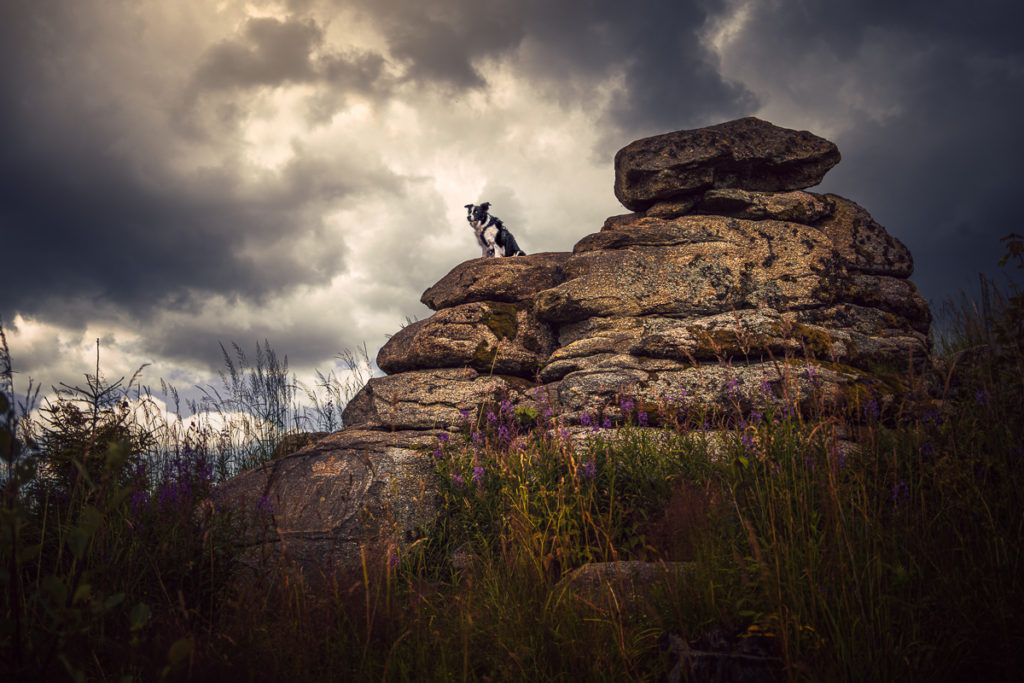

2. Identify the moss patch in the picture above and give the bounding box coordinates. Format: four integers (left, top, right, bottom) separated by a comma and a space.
473, 340, 498, 367
481, 302, 518, 340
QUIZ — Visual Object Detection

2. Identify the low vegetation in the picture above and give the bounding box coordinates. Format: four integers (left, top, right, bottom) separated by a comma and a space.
2, 237, 1022, 681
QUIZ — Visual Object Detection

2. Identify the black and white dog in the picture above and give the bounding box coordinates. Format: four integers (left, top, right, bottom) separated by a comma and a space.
465, 202, 526, 258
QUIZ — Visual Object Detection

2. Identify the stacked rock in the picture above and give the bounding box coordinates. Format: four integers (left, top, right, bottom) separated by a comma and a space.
340, 253, 570, 431
532, 116, 931, 423
214, 117, 933, 571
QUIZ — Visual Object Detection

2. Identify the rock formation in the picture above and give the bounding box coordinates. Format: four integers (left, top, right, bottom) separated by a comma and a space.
214, 117, 933, 572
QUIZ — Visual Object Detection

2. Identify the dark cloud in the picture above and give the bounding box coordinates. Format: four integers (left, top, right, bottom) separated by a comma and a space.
190, 15, 390, 99
0, 6, 404, 333
193, 17, 323, 89
737, 0, 1024, 306
340, 0, 753, 134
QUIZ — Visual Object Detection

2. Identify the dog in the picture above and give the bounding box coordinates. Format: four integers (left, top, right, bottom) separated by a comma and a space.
465, 202, 526, 258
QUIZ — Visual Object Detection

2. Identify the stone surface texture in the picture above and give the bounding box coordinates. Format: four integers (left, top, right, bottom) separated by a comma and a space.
213, 116, 933, 574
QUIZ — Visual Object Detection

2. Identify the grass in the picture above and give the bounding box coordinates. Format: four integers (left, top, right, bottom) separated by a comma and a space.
2, 238, 1023, 681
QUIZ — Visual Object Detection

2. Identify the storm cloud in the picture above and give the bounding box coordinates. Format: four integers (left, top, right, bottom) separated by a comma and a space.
1, 0, 1020, 404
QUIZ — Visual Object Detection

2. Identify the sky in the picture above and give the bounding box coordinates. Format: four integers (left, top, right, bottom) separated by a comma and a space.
2, 0, 1022, 413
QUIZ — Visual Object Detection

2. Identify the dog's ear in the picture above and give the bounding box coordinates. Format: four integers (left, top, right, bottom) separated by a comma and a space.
464, 204, 473, 209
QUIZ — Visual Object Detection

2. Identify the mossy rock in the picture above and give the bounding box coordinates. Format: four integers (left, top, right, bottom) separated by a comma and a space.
481, 302, 518, 340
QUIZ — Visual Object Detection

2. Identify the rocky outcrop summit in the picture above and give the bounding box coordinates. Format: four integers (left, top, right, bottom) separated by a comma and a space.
214, 117, 932, 572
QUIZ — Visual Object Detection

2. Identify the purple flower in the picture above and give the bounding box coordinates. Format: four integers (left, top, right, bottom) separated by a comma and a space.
602, 417, 612, 429
390, 554, 400, 569
500, 399, 513, 414
892, 480, 910, 507
438, 432, 451, 444
749, 411, 763, 425
256, 494, 274, 516
638, 411, 648, 427
472, 466, 484, 486
620, 398, 635, 413
741, 433, 756, 455
803, 366, 820, 385
864, 399, 880, 420
451, 474, 465, 489
759, 380, 774, 397
130, 490, 150, 517
581, 412, 592, 427
487, 411, 497, 423
497, 424, 512, 442
725, 378, 739, 397
975, 390, 990, 406
580, 461, 596, 479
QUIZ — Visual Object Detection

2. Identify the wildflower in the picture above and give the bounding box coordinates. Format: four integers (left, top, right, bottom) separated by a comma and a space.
803, 365, 820, 385
602, 417, 612, 429
472, 466, 484, 486
920, 442, 935, 460
497, 425, 512, 442
741, 433, 756, 455
500, 399, 513, 414
620, 398, 635, 413
130, 490, 150, 517
750, 410, 763, 425
863, 399, 879, 420
487, 411, 497, 424
759, 380, 774, 397
471, 430, 483, 444
830, 446, 847, 469
580, 461, 596, 479
638, 411, 649, 427
891, 480, 910, 507
390, 554, 400, 569
256, 494, 274, 516
451, 473, 465, 489
581, 412, 592, 427
975, 389, 990, 406
725, 378, 739, 397
438, 432, 451, 444
459, 408, 472, 422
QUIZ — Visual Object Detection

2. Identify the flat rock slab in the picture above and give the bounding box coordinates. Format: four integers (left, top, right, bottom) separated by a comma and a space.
614, 117, 840, 211
376, 301, 556, 378
421, 251, 570, 311
534, 215, 845, 323
211, 429, 442, 573
693, 188, 835, 225
341, 367, 538, 431
545, 355, 891, 424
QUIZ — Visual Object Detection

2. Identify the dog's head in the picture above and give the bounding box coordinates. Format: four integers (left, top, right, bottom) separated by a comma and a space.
464, 202, 490, 224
